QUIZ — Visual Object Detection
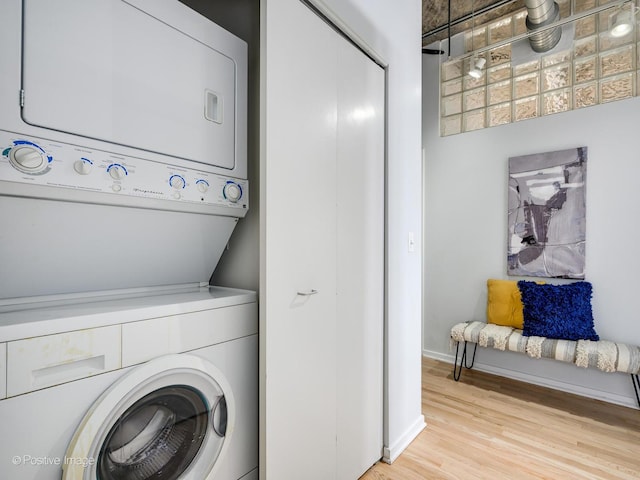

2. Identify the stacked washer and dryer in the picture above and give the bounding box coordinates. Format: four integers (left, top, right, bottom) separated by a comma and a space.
0, 1, 256, 479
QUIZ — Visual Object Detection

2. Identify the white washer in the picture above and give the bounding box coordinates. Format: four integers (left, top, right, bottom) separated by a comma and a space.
0, 285, 258, 480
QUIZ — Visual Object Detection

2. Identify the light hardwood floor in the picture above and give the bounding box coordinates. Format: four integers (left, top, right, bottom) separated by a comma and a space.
361, 357, 640, 479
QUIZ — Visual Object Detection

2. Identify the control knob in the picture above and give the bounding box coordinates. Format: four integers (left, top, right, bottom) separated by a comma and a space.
108, 164, 127, 180
9, 146, 47, 173
223, 182, 242, 203
196, 180, 209, 193
169, 175, 186, 189
74, 159, 93, 175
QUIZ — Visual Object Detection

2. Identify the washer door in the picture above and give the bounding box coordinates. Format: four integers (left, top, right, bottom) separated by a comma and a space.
63, 354, 235, 480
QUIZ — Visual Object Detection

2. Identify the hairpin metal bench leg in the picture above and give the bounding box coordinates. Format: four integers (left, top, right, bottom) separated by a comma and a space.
453, 341, 465, 381
453, 341, 478, 381
465, 342, 478, 369
631, 374, 640, 409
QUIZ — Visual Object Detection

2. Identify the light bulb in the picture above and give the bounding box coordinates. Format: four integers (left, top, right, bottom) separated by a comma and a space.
610, 9, 634, 38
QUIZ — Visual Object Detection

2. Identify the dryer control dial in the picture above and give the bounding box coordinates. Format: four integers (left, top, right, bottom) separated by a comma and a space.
223, 181, 242, 203
9, 146, 47, 173
108, 164, 127, 180
74, 158, 93, 175
196, 179, 209, 193
169, 175, 186, 189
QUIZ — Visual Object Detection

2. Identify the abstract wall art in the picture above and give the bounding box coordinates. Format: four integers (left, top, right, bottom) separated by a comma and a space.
507, 147, 587, 279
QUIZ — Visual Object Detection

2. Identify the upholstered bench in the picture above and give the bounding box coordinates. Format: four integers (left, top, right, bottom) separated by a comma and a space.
449, 321, 640, 408
449, 279, 640, 409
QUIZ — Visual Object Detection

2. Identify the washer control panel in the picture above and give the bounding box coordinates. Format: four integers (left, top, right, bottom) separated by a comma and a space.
0, 131, 248, 213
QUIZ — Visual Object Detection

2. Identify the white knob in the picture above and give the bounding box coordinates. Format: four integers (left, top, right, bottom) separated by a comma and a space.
223, 182, 242, 203
74, 159, 92, 175
10, 146, 45, 171
170, 175, 185, 189
108, 165, 126, 180
196, 181, 209, 193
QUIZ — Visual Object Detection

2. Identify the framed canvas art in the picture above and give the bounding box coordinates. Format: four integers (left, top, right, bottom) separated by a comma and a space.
507, 147, 587, 279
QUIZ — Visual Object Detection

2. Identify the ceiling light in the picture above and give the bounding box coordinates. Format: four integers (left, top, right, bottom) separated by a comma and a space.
466, 0, 485, 79
609, 7, 637, 38
468, 57, 486, 79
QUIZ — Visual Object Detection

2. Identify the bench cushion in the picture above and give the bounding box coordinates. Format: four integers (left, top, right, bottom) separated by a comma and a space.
451, 321, 640, 375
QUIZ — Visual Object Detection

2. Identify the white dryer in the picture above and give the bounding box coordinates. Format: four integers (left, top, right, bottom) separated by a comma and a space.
0, 0, 249, 300
0, 285, 258, 480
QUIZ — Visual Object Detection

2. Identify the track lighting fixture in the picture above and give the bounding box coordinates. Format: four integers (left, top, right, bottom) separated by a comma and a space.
609, 5, 638, 38
466, 0, 486, 78
468, 57, 486, 79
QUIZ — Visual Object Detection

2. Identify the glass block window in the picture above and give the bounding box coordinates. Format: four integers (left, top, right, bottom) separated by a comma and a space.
440, 2, 638, 136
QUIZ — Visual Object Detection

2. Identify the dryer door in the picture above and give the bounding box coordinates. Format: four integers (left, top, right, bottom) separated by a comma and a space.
21, 0, 243, 172
63, 354, 235, 480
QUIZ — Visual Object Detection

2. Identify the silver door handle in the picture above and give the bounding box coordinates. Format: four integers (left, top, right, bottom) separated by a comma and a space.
297, 289, 318, 296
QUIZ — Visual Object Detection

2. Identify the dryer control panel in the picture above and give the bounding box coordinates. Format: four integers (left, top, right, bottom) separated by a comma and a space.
0, 131, 248, 217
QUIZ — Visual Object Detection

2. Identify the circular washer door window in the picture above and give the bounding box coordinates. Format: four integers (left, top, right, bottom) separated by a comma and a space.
63, 354, 235, 480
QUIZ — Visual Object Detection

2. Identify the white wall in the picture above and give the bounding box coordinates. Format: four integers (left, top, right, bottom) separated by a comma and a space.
422, 51, 640, 407
310, 0, 425, 461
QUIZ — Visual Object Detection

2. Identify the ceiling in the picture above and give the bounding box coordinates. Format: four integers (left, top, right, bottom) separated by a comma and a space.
422, 0, 527, 47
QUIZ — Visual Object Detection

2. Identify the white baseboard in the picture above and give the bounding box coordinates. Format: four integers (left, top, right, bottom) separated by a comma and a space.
422, 348, 453, 363
422, 349, 637, 409
382, 415, 426, 464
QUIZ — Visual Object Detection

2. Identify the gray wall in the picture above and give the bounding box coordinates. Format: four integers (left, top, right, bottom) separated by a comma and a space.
422, 51, 640, 407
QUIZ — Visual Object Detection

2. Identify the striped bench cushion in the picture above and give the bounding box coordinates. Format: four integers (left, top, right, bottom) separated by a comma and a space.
450, 321, 640, 375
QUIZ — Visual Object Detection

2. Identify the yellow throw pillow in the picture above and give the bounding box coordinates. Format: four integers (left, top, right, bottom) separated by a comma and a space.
486, 279, 525, 329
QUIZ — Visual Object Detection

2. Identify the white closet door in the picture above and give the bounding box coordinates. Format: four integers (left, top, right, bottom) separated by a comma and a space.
335, 37, 385, 480
261, 1, 385, 478
261, 0, 339, 478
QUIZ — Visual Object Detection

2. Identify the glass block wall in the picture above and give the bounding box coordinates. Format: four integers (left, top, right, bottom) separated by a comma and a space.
440, 0, 639, 136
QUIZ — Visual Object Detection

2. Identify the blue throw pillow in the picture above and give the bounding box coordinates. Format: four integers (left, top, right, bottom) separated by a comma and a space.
518, 281, 599, 341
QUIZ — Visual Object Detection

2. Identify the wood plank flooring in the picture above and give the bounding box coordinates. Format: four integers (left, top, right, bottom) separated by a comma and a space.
361, 357, 640, 479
